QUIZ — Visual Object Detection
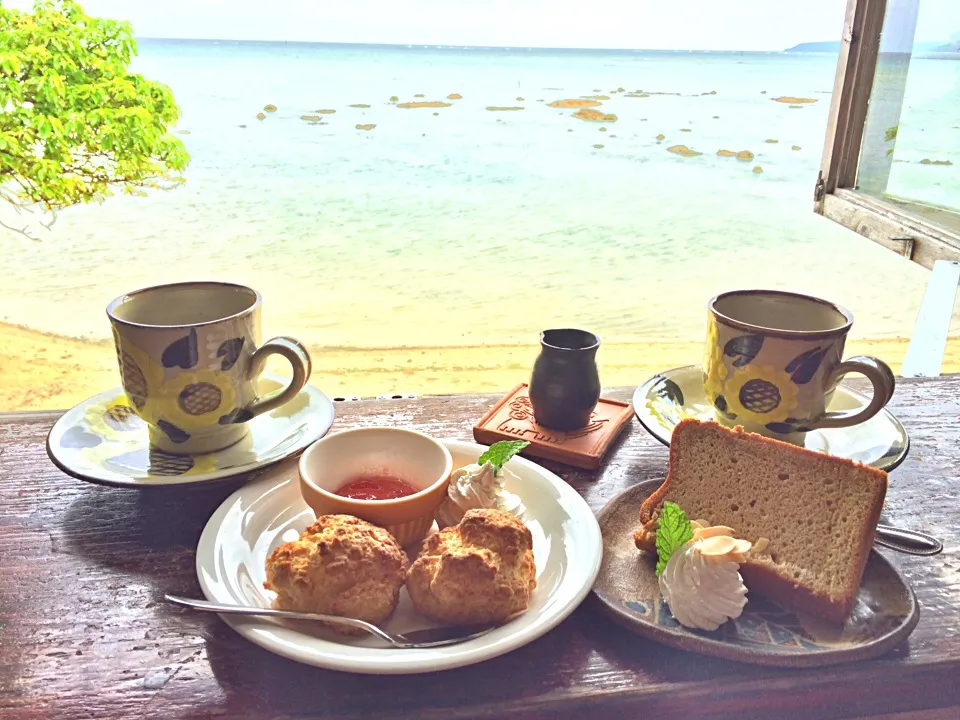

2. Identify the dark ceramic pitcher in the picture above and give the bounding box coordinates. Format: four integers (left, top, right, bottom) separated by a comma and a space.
529, 329, 601, 430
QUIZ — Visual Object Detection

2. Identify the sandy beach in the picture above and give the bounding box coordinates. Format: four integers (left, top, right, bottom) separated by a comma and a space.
3, 321, 957, 412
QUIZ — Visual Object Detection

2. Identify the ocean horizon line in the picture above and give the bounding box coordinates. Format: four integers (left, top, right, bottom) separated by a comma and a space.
131, 37, 960, 59
133, 36, 799, 55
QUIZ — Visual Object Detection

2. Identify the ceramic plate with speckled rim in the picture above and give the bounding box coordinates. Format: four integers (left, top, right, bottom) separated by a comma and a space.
46, 375, 334, 487
592, 481, 919, 668
633, 365, 909, 471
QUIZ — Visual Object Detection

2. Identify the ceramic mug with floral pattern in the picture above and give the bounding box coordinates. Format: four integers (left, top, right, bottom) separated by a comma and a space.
703, 290, 895, 439
107, 281, 312, 454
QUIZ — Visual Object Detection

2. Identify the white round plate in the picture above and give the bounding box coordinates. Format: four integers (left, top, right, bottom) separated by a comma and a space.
633, 365, 909, 471
46, 375, 335, 487
196, 439, 603, 674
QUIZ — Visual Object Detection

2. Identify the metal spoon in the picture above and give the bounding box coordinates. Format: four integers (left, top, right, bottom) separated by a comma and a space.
165, 594, 506, 648
875, 524, 943, 556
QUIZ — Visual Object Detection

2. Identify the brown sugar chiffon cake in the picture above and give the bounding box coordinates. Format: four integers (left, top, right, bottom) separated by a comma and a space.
634, 419, 887, 623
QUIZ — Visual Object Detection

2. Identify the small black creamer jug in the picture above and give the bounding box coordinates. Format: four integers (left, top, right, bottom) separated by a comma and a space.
528, 328, 601, 430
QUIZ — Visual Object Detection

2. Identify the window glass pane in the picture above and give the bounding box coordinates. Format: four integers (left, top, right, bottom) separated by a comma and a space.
2, 0, 958, 413
858, 0, 960, 228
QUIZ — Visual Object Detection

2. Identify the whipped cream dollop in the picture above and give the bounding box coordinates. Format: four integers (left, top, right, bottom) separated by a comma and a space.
658, 525, 752, 631
436, 461, 525, 528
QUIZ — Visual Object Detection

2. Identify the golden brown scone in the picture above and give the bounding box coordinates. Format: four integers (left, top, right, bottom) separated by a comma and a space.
406, 508, 536, 624
264, 514, 408, 632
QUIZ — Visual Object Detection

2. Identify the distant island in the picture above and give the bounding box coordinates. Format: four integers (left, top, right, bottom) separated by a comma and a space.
785, 41, 842, 53
786, 40, 960, 53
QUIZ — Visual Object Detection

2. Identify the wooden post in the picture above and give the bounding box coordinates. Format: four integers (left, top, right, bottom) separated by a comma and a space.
818, 0, 889, 202
902, 260, 960, 377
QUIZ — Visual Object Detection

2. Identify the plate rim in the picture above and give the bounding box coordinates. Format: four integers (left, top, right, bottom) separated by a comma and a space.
592, 480, 920, 668
45, 378, 335, 488
631, 364, 910, 472
195, 437, 604, 674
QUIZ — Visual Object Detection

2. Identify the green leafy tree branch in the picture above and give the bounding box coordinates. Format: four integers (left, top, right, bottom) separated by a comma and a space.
0, 0, 189, 238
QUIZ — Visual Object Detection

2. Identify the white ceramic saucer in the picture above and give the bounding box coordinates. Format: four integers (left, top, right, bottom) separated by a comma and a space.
195, 439, 603, 674
633, 365, 909, 471
46, 375, 335, 487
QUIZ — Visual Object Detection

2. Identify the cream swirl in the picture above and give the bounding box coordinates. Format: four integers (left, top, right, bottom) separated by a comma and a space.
658, 528, 752, 631
436, 461, 524, 528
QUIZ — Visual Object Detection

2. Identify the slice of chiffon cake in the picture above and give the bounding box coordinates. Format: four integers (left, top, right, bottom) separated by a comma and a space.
634, 419, 888, 623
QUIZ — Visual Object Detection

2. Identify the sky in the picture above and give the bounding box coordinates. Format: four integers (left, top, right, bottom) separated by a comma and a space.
5, 0, 959, 51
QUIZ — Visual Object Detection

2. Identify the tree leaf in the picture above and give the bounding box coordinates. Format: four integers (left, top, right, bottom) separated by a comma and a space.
0, 0, 190, 236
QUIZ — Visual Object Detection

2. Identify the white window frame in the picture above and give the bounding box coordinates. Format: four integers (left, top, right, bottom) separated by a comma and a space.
815, 0, 960, 270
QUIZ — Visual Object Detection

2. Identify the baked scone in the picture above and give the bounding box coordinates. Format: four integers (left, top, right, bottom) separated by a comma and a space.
264, 514, 408, 632
406, 508, 536, 624
634, 419, 887, 623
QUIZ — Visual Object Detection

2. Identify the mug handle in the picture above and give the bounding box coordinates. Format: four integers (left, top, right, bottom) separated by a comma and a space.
805, 356, 895, 430
242, 337, 312, 418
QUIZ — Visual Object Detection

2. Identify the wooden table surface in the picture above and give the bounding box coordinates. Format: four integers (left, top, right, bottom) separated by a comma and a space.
1, 378, 958, 720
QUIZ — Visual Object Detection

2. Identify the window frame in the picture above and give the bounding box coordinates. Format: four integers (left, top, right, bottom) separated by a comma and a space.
815, 0, 960, 270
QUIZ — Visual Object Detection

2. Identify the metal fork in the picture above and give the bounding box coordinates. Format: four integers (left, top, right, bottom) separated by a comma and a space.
165, 594, 506, 648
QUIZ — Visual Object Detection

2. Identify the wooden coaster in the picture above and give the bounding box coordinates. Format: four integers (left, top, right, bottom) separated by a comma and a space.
473, 383, 634, 470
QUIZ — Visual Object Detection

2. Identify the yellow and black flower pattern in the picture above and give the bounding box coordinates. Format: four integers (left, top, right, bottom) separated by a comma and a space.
723, 364, 799, 426
702, 318, 729, 405
158, 368, 238, 431
704, 327, 831, 434
111, 326, 253, 447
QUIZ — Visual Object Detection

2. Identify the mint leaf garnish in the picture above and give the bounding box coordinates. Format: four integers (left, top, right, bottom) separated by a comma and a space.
655, 501, 694, 576
478, 440, 530, 471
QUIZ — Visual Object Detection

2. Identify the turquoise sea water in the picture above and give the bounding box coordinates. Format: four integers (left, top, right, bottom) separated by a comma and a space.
3, 41, 959, 346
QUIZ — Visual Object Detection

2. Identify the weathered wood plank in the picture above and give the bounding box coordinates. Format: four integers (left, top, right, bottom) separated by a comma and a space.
1, 378, 958, 720
851, 709, 960, 720
820, 191, 960, 269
